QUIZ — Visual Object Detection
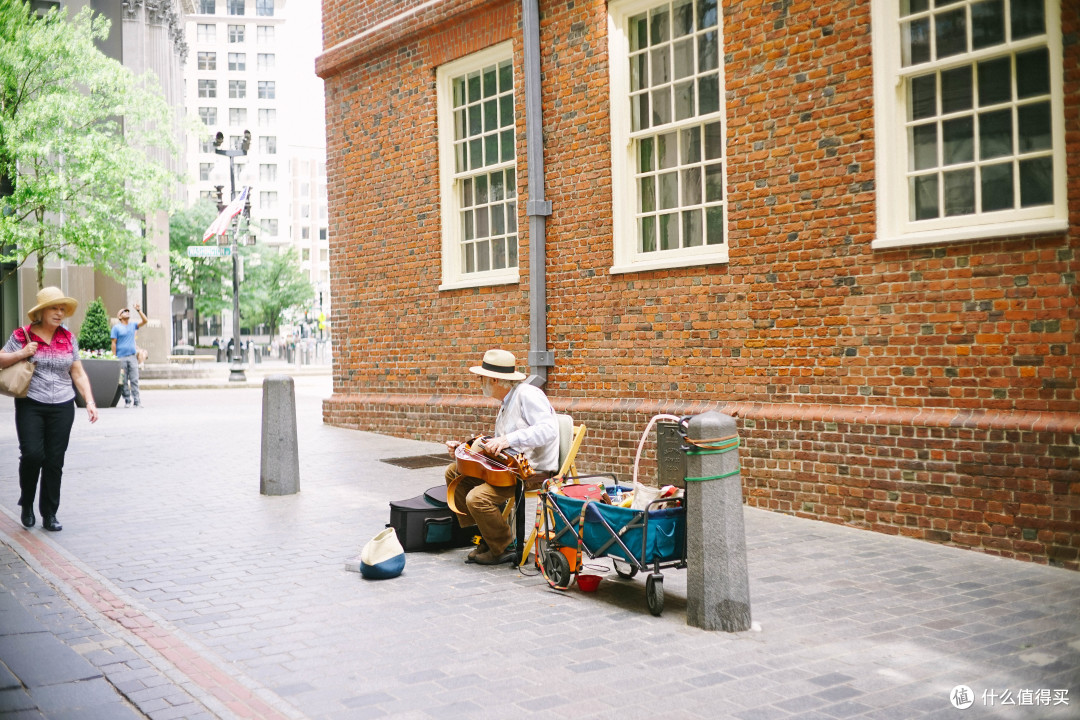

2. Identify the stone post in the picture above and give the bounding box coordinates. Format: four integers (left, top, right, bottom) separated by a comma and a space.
684, 411, 751, 631
260, 375, 299, 496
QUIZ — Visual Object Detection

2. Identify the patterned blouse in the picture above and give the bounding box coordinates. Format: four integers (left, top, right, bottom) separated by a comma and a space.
3, 325, 79, 404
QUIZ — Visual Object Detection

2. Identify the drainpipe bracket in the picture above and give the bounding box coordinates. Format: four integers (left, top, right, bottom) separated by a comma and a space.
528, 350, 555, 367
526, 200, 552, 217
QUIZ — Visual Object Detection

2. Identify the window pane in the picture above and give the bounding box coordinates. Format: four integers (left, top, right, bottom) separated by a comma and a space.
484, 99, 497, 132
476, 206, 489, 238
911, 174, 939, 220
658, 132, 677, 169
468, 72, 481, 103
464, 243, 474, 273
977, 57, 1011, 106
942, 116, 973, 164
631, 53, 647, 92
681, 127, 701, 164
943, 168, 974, 216
653, 86, 672, 125
500, 129, 514, 161
659, 171, 678, 209
639, 137, 654, 172
704, 121, 723, 160
910, 74, 936, 120
706, 206, 724, 244
634, 93, 650, 131
650, 46, 670, 86
682, 209, 703, 246
469, 138, 482, 170
477, 242, 490, 271
902, 18, 931, 66
492, 205, 505, 235
674, 80, 695, 121
641, 216, 656, 252
1017, 101, 1051, 152
650, 6, 670, 45
469, 106, 481, 136
659, 213, 677, 249
506, 170, 515, 194
454, 110, 466, 141
681, 167, 701, 205
980, 162, 1013, 211
507, 237, 517, 267
697, 0, 718, 30
705, 162, 724, 202
699, 74, 719, 115
640, 176, 656, 212
630, 13, 648, 52
978, 109, 1012, 159
490, 171, 503, 201
911, 123, 938, 170
1010, 0, 1045, 40
476, 174, 487, 205
673, 0, 694, 36
506, 200, 517, 232
935, 8, 967, 59
483, 66, 497, 97
971, 0, 1005, 49
462, 179, 473, 207
698, 31, 718, 72
1015, 48, 1049, 99
941, 66, 973, 113
1019, 157, 1052, 207
464, 211, 474, 241
673, 39, 694, 80
499, 61, 513, 93
453, 78, 465, 107
492, 237, 506, 269
500, 95, 513, 126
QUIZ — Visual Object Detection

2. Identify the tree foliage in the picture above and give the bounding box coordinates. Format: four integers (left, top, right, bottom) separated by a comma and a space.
77, 296, 110, 352
240, 246, 314, 338
0, 2, 181, 289
169, 200, 230, 344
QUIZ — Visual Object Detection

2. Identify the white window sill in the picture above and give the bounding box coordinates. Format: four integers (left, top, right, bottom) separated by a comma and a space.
610, 251, 728, 275
439, 272, 519, 291
872, 217, 1069, 250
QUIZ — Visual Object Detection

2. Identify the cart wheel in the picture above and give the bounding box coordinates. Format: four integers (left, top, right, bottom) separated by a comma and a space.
543, 549, 572, 589
613, 559, 638, 579
645, 573, 664, 616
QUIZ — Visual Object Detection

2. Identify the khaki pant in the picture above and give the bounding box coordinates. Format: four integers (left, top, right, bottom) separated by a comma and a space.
444, 464, 515, 555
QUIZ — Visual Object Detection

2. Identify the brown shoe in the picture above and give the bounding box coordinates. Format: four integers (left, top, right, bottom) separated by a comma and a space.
466, 540, 490, 562
468, 548, 516, 566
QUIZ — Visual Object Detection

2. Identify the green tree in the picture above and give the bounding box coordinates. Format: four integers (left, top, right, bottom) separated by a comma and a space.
169, 199, 229, 345
0, 2, 180, 289
77, 297, 110, 353
240, 246, 314, 339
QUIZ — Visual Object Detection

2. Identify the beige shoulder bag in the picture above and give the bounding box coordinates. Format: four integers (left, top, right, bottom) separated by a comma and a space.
0, 326, 35, 398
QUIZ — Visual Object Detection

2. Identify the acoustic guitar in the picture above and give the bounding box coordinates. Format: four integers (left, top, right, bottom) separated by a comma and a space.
453, 436, 534, 488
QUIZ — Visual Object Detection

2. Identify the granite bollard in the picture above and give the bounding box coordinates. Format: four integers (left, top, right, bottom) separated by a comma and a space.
684, 411, 751, 631
260, 375, 299, 496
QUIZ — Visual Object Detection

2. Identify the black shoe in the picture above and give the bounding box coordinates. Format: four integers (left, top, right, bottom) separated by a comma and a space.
21, 506, 35, 528
42, 515, 62, 532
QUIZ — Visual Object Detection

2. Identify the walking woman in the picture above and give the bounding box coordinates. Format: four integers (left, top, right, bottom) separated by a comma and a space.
0, 287, 98, 531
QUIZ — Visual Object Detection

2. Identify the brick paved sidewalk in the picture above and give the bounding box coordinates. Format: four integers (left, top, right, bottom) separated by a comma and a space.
1, 378, 1077, 719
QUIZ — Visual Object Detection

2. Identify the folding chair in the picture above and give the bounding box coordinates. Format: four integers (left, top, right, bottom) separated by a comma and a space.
509, 414, 586, 566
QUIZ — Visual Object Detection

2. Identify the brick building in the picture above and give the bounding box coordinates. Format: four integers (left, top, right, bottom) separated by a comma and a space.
316, 0, 1079, 568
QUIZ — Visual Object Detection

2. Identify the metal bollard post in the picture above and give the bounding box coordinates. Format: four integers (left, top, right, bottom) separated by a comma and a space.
260, 375, 300, 495
683, 411, 751, 631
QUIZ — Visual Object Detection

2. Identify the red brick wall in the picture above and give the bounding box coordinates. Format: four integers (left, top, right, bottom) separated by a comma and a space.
319, 0, 1080, 569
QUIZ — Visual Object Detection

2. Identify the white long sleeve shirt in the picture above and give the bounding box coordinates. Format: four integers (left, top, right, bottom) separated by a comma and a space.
494, 382, 559, 473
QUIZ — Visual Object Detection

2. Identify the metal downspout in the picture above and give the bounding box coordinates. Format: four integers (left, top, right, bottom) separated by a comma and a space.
522, 0, 553, 385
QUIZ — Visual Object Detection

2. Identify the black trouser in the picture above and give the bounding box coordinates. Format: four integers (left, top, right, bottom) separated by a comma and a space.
14, 397, 75, 518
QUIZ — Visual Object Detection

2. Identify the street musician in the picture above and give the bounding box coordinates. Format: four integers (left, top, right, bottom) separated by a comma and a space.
445, 349, 559, 565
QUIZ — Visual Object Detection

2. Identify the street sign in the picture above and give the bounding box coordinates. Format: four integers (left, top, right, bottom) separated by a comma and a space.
187, 245, 233, 258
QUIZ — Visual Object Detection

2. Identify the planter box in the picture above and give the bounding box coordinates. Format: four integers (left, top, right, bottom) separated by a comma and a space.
75, 358, 122, 408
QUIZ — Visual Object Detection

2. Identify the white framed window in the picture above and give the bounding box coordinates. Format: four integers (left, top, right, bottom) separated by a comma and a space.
257, 25, 274, 44
258, 108, 276, 127
197, 79, 217, 98
228, 80, 246, 99
301, 226, 310, 239
264, 218, 278, 236
197, 106, 216, 126
199, 0, 215, 13
319, 227, 327, 241
608, 0, 727, 275
258, 81, 276, 99
228, 52, 246, 71
256, 0, 274, 17
436, 43, 518, 290
260, 191, 278, 210
229, 107, 247, 126
228, 24, 244, 43
259, 163, 277, 182
229, 134, 244, 150
257, 53, 275, 71
199, 189, 215, 200
227, 0, 244, 15
196, 23, 216, 43
200, 138, 215, 154
197, 51, 216, 70
199, 163, 214, 182
260, 136, 277, 154
871, 0, 1066, 248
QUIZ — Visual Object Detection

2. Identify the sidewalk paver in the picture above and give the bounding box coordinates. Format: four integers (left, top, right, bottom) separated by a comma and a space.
0, 374, 1076, 719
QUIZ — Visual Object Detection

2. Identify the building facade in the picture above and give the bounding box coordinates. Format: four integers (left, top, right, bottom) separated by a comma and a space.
317, 0, 1079, 568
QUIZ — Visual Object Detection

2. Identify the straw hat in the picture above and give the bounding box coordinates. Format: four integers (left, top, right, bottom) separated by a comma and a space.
469, 348, 527, 381
27, 287, 78, 322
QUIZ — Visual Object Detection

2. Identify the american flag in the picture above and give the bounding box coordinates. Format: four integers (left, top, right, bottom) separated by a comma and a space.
202, 186, 250, 243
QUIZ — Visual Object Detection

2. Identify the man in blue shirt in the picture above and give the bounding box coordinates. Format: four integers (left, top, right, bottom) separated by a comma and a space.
110, 304, 149, 407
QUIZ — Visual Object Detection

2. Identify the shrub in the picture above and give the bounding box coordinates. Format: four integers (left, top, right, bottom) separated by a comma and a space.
78, 297, 112, 352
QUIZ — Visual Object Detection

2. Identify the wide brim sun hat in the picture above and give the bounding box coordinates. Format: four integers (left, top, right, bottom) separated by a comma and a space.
469, 348, 527, 381
27, 287, 78, 322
